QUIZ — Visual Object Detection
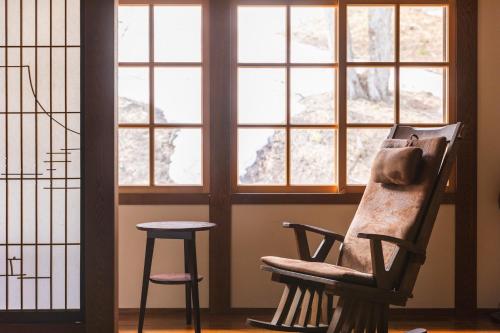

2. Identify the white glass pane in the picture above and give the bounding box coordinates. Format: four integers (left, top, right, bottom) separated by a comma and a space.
347, 67, 395, 123
67, 0, 81, 45
154, 67, 202, 124
118, 67, 149, 124
52, 246, 65, 309
238, 128, 286, 185
291, 7, 336, 63
22, 0, 36, 46
291, 129, 336, 185
67, 245, 80, 309
52, 0, 66, 46
7, 0, 21, 46
290, 68, 336, 124
238, 68, 286, 124
154, 6, 202, 62
118, 6, 149, 62
155, 128, 202, 185
347, 128, 390, 184
400, 6, 446, 62
37, 0, 50, 45
347, 6, 395, 62
119, 128, 150, 186
238, 6, 286, 63
400, 67, 446, 123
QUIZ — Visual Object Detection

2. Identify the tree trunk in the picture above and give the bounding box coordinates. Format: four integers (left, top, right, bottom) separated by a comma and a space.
348, 8, 393, 103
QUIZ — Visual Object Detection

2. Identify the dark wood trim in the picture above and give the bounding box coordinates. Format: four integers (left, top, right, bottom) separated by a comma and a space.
119, 193, 210, 205
0, 311, 82, 323
0, 323, 85, 333
208, 0, 232, 314
118, 307, 499, 318
83, 0, 118, 332
118, 192, 455, 205
454, 0, 478, 317
231, 192, 455, 205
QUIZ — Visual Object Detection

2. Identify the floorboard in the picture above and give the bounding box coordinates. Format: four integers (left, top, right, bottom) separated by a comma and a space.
119, 311, 500, 333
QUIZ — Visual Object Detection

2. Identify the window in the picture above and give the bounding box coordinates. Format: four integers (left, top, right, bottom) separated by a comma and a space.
117, 0, 455, 197
118, 2, 208, 193
235, 5, 338, 192
233, 0, 454, 193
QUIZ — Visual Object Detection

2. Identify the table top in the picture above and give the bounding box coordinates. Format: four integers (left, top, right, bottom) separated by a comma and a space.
136, 221, 216, 232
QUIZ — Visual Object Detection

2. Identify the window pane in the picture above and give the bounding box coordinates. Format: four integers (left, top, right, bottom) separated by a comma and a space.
238, 128, 286, 185
347, 128, 389, 184
238, 6, 286, 63
291, 68, 336, 124
347, 6, 395, 62
291, 129, 336, 185
400, 6, 446, 62
118, 6, 149, 62
154, 6, 202, 62
238, 68, 286, 124
119, 128, 149, 186
154, 67, 202, 124
347, 67, 394, 123
291, 7, 336, 63
118, 67, 149, 124
400, 67, 446, 123
155, 128, 202, 185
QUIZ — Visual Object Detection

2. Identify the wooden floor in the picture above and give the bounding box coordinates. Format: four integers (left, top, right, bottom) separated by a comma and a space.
119, 310, 500, 333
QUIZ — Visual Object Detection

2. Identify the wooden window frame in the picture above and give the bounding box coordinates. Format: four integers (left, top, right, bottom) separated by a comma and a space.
230, 0, 456, 195
118, 0, 210, 195
231, 2, 340, 194
119, 0, 458, 204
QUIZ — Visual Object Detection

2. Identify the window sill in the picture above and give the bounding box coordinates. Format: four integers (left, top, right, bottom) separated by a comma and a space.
119, 192, 455, 205
119, 193, 210, 205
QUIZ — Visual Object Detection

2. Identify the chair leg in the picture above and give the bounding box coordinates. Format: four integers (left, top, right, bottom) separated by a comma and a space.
187, 236, 201, 333
185, 283, 193, 325
184, 241, 193, 325
138, 238, 155, 333
376, 304, 389, 333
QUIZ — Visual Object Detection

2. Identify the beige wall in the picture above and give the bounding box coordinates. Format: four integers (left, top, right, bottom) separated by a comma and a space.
117, 204, 454, 309
477, 0, 500, 309
118, 0, 500, 310
231, 205, 455, 308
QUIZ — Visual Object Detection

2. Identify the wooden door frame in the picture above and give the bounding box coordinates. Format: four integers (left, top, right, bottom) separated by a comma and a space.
83, 0, 118, 332
454, 0, 478, 317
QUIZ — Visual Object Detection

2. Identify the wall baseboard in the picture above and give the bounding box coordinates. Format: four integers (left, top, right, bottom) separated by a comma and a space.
119, 307, 499, 319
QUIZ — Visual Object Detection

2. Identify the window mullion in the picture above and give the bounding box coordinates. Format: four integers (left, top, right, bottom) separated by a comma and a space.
338, 0, 347, 192
395, 3, 400, 124
286, 5, 291, 187
149, 4, 155, 187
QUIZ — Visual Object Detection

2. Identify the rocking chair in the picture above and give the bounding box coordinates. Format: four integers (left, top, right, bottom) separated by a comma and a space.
247, 123, 463, 333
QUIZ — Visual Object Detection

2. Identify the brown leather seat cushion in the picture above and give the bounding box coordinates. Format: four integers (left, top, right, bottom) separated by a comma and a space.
261, 256, 375, 286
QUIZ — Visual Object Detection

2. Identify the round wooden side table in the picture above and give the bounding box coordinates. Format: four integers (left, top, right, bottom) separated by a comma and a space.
136, 221, 216, 333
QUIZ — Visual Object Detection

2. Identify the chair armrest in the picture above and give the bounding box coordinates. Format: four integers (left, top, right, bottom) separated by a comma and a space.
357, 233, 426, 289
283, 222, 344, 262
357, 233, 425, 257
283, 222, 345, 242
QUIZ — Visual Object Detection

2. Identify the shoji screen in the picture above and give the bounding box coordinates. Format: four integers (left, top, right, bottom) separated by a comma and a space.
0, 0, 81, 311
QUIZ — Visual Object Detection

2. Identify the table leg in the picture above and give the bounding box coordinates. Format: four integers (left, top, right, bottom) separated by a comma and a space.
188, 235, 201, 333
138, 237, 155, 333
184, 240, 193, 325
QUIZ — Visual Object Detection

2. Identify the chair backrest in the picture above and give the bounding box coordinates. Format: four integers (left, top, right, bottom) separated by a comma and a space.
338, 123, 462, 293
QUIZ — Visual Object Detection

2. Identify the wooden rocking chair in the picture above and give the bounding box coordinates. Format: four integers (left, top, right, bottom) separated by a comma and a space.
247, 123, 463, 333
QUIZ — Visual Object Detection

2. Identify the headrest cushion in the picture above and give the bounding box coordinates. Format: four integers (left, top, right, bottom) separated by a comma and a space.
371, 146, 423, 185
